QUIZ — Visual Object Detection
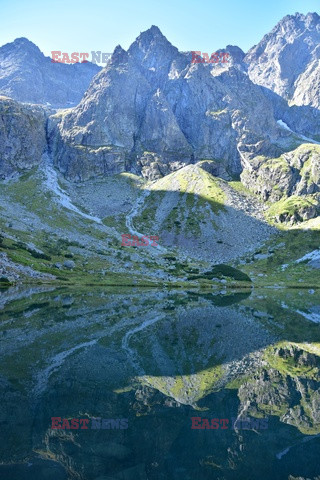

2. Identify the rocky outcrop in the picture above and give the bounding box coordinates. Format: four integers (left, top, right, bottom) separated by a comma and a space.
241, 144, 320, 202
0, 96, 47, 178
1, 19, 320, 207
0, 38, 100, 108
245, 12, 320, 109
48, 26, 288, 182
240, 144, 320, 223
238, 343, 320, 435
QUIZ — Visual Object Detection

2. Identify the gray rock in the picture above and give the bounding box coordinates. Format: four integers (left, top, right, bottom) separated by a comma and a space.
63, 260, 75, 269
254, 253, 270, 260
0, 96, 47, 178
245, 13, 320, 108
48, 26, 284, 182
241, 143, 320, 222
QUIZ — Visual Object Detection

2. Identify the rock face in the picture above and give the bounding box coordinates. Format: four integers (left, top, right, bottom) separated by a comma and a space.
245, 12, 320, 108
0, 18, 319, 225
241, 144, 320, 202
241, 144, 320, 223
0, 38, 100, 108
238, 343, 320, 435
49, 26, 286, 182
0, 96, 47, 178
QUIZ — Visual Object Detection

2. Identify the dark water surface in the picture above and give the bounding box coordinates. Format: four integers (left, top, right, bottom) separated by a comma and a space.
1, 286, 320, 480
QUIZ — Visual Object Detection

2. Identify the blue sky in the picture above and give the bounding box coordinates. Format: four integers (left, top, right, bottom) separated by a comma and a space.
1, 0, 320, 58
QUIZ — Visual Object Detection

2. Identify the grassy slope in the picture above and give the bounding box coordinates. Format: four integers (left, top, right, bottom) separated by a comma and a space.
0, 162, 319, 289
0, 167, 249, 288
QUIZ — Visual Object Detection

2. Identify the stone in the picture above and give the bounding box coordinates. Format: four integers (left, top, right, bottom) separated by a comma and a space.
63, 260, 75, 269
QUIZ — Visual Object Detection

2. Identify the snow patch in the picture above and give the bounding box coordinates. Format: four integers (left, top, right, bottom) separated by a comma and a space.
276, 434, 320, 460
237, 145, 253, 172
277, 119, 320, 145
277, 120, 291, 131
296, 310, 320, 323
296, 249, 320, 264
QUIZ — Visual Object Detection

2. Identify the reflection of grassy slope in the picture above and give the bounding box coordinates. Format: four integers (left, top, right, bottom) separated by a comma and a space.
2, 286, 320, 435
140, 364, 224, 408
0, 288, 228, 400
226, 341, 320, 435
264, 342, 320, 379
262, 342, 320, 434
0, 287, 162, 386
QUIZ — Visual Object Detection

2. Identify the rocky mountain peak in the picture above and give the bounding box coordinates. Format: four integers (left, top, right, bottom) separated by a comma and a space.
244, 11, 320, 103
0, 37, 100, 107
225, 45, 245, 63
128, 25, 177, 59
110, 44, 128, 65
270, 11, 320, 39
133, 25, 167, 45
1, 37, 43, 59
13, 37, 35, 46
305, 11, 320, 27
127, 25, 180, 87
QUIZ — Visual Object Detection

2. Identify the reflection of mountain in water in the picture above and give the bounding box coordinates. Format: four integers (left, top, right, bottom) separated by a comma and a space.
0, 287, 320, 479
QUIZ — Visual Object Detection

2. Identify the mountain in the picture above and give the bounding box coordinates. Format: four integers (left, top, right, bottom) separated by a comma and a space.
46, 22, 320, 227
0, 37, 100, 107
0, 16, 320, 290
49, 26, 293, 182
245, 12, 320, 108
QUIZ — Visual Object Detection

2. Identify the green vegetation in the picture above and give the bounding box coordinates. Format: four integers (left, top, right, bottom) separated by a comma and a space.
207, 264, 252, 282
140, 164, 226, 237
0, 276, 11, 286
264, 342, 320, 380
188, 264, 252, 283
228, 180, 257, 197
238, 228, 320, 288
140, 364, 224, 406
266, 195, 318, 224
